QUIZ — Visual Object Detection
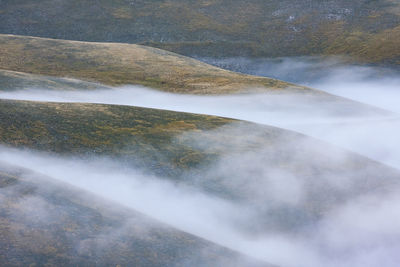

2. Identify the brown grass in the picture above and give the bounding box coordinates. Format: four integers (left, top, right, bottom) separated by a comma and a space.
0, 34, 308, 94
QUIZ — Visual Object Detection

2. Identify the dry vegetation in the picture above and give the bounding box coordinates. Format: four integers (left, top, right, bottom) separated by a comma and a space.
0, 34, 305, 94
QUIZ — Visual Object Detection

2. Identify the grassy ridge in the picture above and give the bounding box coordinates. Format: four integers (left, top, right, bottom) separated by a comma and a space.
0, 0, 399, 65
0, 34, 303, 94
0, 67, 392, 119
0, 99, 235, 176
0, 69, 112, 91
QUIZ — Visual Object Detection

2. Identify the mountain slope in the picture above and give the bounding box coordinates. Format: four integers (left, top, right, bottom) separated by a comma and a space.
0, 35, 392, 119
0, 69, 112, 91
0, 99, 399, 235
0, 67, 391, 118
0, 0, 399, 65
0, 34, 303, 94
0, 163, 270, 267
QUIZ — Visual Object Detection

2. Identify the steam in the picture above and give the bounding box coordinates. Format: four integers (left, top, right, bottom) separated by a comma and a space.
1, 56, 400, 266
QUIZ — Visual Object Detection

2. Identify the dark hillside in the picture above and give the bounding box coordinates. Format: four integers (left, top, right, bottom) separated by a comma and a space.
1, 0, 399, 64
0, 163, 271, 266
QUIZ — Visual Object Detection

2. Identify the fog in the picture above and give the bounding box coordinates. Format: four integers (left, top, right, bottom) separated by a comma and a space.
1, 57, 400, 266
1, 70, 400, 168
2, 138, 400, 267
199, 56, 400, 113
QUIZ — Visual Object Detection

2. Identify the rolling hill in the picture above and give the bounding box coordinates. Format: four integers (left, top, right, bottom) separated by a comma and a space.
0, 0, 399, 65
1, 1, 399, 265
0, 69, 112, 91
0, 99, 399, 236
0, 34, 393, 119
0, 162, 271, 267
0, 34, 302, 94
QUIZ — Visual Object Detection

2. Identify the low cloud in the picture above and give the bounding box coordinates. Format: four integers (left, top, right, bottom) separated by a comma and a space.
1, 81, 399, 168
1, 120, 400, 267
1, 56, 400, 266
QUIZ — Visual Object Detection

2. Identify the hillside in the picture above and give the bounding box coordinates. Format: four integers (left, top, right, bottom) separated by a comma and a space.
0, 163, 270, 267
0, 69, 112, 91
0, 34, 302, 94
0, 99, 234, 176
0, 0, 399, 65
0, 35, 393, 119
1, 99, 399, 235
1, 1, 399, 265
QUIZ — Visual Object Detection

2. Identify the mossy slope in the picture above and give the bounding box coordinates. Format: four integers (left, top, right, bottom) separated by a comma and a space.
0, 99, 234, 176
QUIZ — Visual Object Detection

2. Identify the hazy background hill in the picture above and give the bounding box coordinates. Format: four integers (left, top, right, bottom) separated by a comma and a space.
1, 0, 399, 65
0, 163, 270, 267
